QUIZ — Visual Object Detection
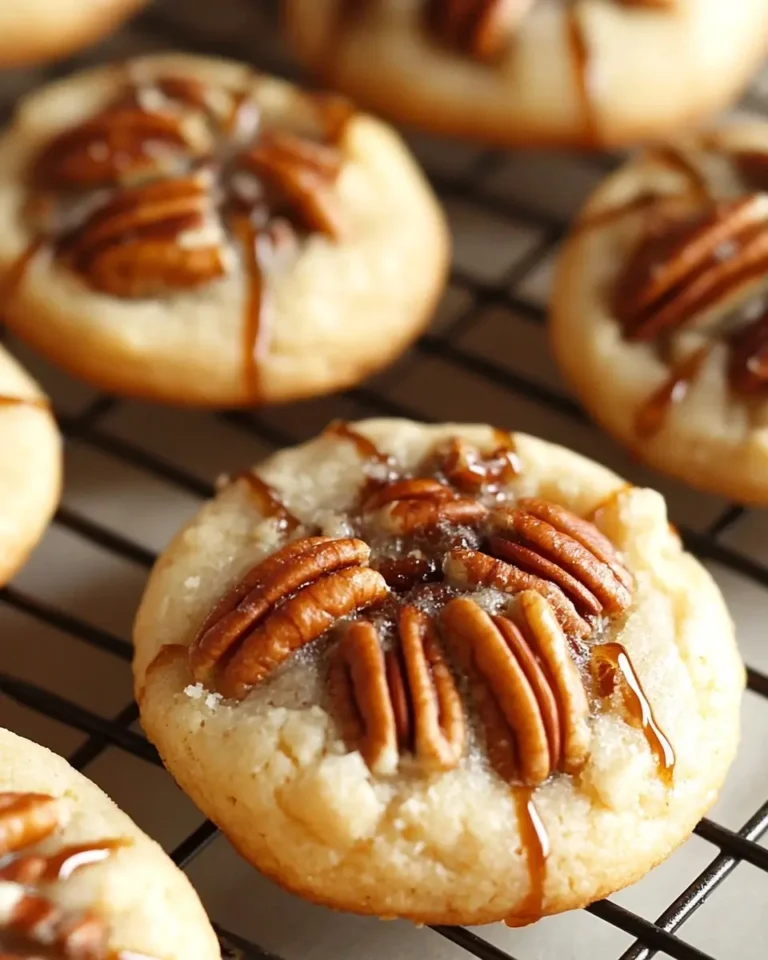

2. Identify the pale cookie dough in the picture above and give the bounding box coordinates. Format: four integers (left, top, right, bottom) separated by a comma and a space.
0, 346, 60, 585
0, 727, 219, 959
0, 0, 146, 69
285, 0, 768, 149
133, 418, 743, 925
553, 122, 768, 503
0, 54, 448, 407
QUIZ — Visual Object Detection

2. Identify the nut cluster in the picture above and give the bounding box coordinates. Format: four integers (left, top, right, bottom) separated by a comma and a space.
613, 189, 768, 410
27, 69, 349, 299
190, 428, 642, 789
0, 792, 133, 959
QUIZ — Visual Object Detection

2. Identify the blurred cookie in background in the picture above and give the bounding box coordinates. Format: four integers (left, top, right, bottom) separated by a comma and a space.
285, 0, 768, 149
0, 0, 147, 69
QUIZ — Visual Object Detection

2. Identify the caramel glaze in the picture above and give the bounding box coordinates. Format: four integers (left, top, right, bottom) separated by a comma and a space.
324, 419, 393, 467
565, 4, 598, 143
0, 396, 49, 411
504, 787, 550, 926
592, 642, 675, 785
634, 346, 710, 439
229, 471, 301, 532
1, 239, 44, 304
645, 144, 713, 202
0, 839, 126, 884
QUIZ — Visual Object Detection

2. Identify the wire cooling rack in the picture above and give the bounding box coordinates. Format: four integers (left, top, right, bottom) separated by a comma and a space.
2, 2, 768, 959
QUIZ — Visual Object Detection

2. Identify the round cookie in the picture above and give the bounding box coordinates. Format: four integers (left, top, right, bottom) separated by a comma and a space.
133, 418, 743, 925
0, 54, 448, 407
0, 726, 219, 959
0, 345, 61, 585
284, 0, 768, 149
552, 122, 768, 503
0, 0, 146, 70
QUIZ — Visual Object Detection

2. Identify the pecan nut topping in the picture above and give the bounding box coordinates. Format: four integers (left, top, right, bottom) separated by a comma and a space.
606, 139, 768, 436
185, 425, 676, 910
0, 792, 140, 960
440, 592, 590, 786
328, 606, 465, 776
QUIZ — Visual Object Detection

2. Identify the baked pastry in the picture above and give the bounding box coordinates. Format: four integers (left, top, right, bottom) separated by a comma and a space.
0, 54, 447, 407
0, 0, 146, 70
552, 123, 768, 503
0, 346, 60, 585
0, 726, 219, 959
284, 0, 768, 149
133, 418, 743, 925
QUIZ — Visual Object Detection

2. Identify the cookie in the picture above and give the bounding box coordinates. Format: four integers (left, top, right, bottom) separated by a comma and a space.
0, 346, 61, 585
0, 54, 447, 407
0, 726, 219, 959
285, 0, 768, 149
133, 418, 743, 925
0, 0, 146, 69
552, 123, 768, 503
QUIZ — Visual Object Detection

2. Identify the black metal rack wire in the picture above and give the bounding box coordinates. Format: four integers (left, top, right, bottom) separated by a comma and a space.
2, 2, 768, 959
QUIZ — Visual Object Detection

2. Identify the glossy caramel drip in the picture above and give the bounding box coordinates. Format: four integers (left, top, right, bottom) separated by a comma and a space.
0, 396, 49, 411
324, 420, 393, 466
573, 191, 670, 236
565, 5, 598, 143
230, 471, 301, 532
0, 839, 126, 884
587, 482, 634, 521
231, 217, 266, 399
592, 642, 675, 785
505, 787, 550, 926
634, 346, 709, 439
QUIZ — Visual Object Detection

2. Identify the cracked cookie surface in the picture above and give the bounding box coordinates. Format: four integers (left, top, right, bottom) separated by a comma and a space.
0, 346, 60, 585
0, 54, 447, 407
133, 418, 743, 924
285, 0, 768, 148
0, 727, 218, 959
553, 122, 768, 502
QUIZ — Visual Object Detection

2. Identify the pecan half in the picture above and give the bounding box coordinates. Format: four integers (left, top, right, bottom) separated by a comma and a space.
59, 170, 228, 298
0, 794, 61, 856
614, 195, 768, 341
489, 503, 633, 615
423, 0, 535, 61
443, 548, 590, 638
33, 106, 205, 190
191, 537, 388, 696
440, 595, 589, 785
329, 606, 465, 775
236, 130, 344, 239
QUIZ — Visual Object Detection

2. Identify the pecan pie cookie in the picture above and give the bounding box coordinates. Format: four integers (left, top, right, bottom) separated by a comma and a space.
0, 346, 60, 585
0, 726, 218, 959
0, 55, 447, 407
0, 0, 146, 69
552, 122, 768, 502
133, 418, 743, 924
284, 0, 768, 148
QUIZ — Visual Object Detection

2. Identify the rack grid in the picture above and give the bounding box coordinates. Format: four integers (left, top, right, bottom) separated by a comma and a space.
2, 3, 768, 959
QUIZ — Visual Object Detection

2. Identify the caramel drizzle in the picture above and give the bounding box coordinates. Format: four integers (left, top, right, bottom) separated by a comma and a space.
634, 346, 710, 439
506, 787, 550, 926
231, 217, 268, 398
565, 4, 598, 142
1, 239, 44, 304
0, 840, 125, 884
0, 396, 49, 411
228, 471, 301, 532
592, 642, 675, 785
